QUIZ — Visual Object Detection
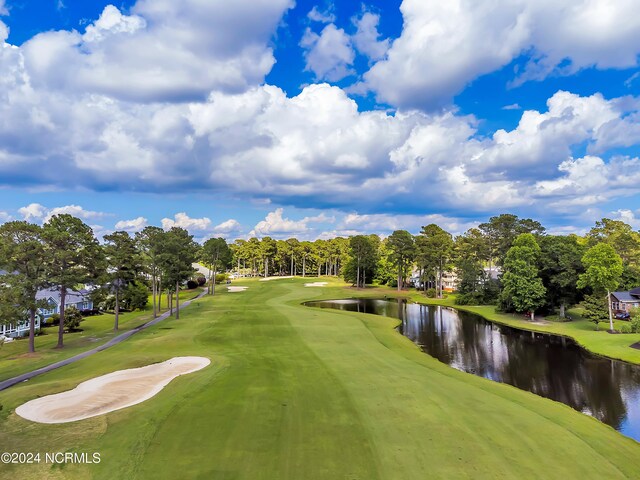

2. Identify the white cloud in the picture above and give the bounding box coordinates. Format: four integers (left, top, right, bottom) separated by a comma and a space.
352, 12, 390, 62
20, 0, 293, 103
213, 219, 242, 234
612, 209, 640, 229
340, 213, 478, 235
307, 6, 335, 24
502, 103, 521, 110
250, 208, 332, 237
114, 216, 148, 232
161, 212, 212, 231
0, 211, 11, 222
17, 203, 106, 223
18, 203, 48, 221
359, 0, 640, 110
44, 205, 107, 223
301, 24, 355, 82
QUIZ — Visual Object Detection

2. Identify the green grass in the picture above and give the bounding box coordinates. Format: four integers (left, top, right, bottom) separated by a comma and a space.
0, 288, 204, 382
1, 277, 639, 479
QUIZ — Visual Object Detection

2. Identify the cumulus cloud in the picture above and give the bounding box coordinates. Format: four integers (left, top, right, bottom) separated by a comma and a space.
301, 24, 355, 82
161, 212, 212, 231
250, 208, 332, 237
352, 12, 390, 62
114, 216, 148, 232
213, 219, 242, 234
17, 203, 107, 223
358, 0, 640, 110
20, 0, 293, 103
0, 211, 11, 222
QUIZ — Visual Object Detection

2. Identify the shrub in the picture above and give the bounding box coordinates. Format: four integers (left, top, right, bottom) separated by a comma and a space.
64, 307, 84, 332
122, 282, 149, 311
47, 313, 61, 326
196, 276, 206, 286
186, 280, 199, 290
425, 288, 437, 298
455, 292, 483, 305
620, 323, 633, 334
215, 273, 228, 284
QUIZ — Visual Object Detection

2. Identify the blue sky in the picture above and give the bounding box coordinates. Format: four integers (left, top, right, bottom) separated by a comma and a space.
0, 0, 639, 240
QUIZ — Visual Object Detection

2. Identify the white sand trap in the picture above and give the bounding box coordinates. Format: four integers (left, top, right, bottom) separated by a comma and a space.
16, 356, 210, 424
227, 286, 248, 292
259, 276, 294, 282
304, 282, 328, 287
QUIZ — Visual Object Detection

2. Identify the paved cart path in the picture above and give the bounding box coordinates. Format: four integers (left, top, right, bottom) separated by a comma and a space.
0, 290, 208, 392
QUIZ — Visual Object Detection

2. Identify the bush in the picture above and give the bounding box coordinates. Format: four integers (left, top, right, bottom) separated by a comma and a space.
425, 288, 437, 298
186, 280, 199, 290
46, 313, 60, 326
620, 323, 633, 334
196, 276, 206, 286
455, 292, 483, 305
122, 282, 149, 311
215, 273, 228, 284
64, 307, 84, 332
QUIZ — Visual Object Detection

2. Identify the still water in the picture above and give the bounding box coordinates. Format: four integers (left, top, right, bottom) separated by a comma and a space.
305, 298, 640, 441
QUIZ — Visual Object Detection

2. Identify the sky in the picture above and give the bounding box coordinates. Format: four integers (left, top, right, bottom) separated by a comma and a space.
0, 0, 639, 241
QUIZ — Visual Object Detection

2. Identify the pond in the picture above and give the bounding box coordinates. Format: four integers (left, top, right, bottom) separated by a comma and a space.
305, 298, 640, 442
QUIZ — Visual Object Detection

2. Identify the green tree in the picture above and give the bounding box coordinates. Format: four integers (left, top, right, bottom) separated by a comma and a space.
201, 237, 231, 295
416, 224, 453, 298
0, 221, 49, 352
103, 231, 141, 331
159, 227, 197, 319
386, 230, 416, 291
499, 233, 546, 320
347, 235, 378, 288
42, 214, 103, 348
539, 235, 585, 318
260, 237, 277, 278
453, 228, 490, 304
478, 214, 545, 269
136, 226, 165, 318
577, 243, 624, 331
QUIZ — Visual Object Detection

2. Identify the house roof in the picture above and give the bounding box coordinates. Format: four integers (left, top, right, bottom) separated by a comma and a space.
35, 287, 90, 304
630, 287, 640, 297
611, 291, 639, 303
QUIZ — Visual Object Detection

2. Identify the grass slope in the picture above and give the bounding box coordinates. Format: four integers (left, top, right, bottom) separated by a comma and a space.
0, 278, 639, 479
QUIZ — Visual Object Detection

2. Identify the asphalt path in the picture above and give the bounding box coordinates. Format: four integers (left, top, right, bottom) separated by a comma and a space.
0, 289, 208, 392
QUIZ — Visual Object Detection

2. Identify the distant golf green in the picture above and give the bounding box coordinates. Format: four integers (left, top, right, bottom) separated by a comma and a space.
1, 278, 639, 479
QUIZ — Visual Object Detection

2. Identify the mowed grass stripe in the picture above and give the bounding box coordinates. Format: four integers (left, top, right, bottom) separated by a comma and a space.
0, 278, 639, 479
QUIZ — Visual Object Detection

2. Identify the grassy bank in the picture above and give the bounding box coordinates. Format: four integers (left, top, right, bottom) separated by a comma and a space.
0, 277, 639, 479
0, 288, 204, 382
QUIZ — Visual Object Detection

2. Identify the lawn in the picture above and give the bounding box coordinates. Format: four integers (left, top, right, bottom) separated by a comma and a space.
0, 277, 639, 479
0, 288, 204, 382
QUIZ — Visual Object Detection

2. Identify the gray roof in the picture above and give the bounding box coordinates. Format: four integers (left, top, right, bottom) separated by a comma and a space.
36, 287, 90, 304
611, 291, 639, 303
631, 287, 640, 297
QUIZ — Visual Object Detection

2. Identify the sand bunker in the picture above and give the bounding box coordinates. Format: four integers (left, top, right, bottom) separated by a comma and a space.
259, 276, 294, 282
15, 356, 210, 424
304, 282, 328, 287
227, 286, 248, 292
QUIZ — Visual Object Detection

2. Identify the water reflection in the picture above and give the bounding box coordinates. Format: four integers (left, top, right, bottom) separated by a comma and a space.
305, 298, 640, 441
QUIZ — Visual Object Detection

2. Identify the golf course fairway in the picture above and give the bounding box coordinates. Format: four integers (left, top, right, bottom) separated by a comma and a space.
1, 277, 640, 479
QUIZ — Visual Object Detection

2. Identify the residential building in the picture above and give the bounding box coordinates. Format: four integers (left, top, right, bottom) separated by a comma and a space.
610, 288, 640, 313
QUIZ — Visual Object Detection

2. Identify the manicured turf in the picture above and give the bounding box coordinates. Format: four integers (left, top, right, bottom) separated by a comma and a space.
1, 278, 640, 479
0, 289, 204, 382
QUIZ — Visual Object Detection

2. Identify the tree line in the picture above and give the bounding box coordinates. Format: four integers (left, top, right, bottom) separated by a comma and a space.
2, 212, 639, 353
